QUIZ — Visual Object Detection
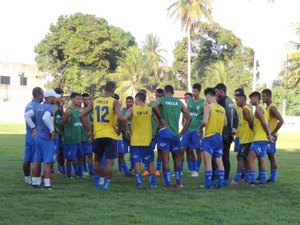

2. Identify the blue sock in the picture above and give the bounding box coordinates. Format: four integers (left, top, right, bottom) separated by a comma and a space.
144, 162, 149, 171
61, 165, 65, 174
257, 169, 262, 180
260, 169, 267, 184
242, 167, 246, 177
191, 160, 195, 171
163, 170, 171, 187
149, 174, 156, 187
250, 170, 256, 184
216, 170, 225, 188
72, 162, 78, 176
121, 163, 129, 175
195, 160, 202, 172
187, 161, 193, 171
103, 178, 111, 190
270, 169, 277, 182
204, 170, 213, 189
234, 170, 242, 182
180, 160, 184, 172
88, 163, 94, 175
244, 171, 250, 182
50, 168, 55, 173
66, 165, 72, 178
57, 164, 61, 173
93, 176, 100, 189
135, 174, 142, 188
118, 160, 122, 172
83, 163, 87, 173
175, 169, 181, 185
77, 163, 83, 177
130, 160, 134, 170
156, 160, 162, 171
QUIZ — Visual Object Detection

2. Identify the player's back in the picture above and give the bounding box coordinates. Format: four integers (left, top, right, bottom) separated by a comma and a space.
267, 103, 278, 135
239, 105, 254, 144
253, 104, 268, 141
93, 96, 117, 139
160, 96, 182, 136
204, 103, 225, 138
25, 100, 40, 132
188, 98, 205, 130
35, 102, 53, 140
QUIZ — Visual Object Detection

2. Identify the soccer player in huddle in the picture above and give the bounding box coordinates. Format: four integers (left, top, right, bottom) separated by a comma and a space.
262, 89, 284, 183
23, 87, 44, 184
247, 91, 272, 185
153, 85, 191, 189
124, 92, 157, 188
30, 89, 60, 189
81, 93, 94, 176
198, 88, 226, 189
233, 88, 244, 154
80, 82, 124, 190
60, 92, 84, 179
180, 83, 205, 177
232, 93, 254, 184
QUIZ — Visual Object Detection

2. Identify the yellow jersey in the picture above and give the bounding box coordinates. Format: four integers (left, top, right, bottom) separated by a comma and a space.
235, 105, 242, 137
204, 103, 225, 138
253, 104, 269, 141
239, 105, 254, 144
93, 96, 118, 139
130, 105, 152, 146
267, 103, 278, 136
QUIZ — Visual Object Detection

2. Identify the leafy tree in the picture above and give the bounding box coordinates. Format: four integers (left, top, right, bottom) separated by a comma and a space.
168, 0, 213, 91
34, 13, 135, 96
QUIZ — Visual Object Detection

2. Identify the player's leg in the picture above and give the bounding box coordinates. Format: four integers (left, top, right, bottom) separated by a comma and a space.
32, 138, 43, 187
76, 144, 84, 178
214, 134, 225, 189
23, 133, 34, 184
179, 147, 186, 174
57, 137, 65, 174
222, 139, 231, 185
191, 131, 202, 177
186, 148, 193, 172
172, 150, 182, 188
131, 147, 143, 187
155, 150, 162, 175
42, 140, 55, 189
247, 142, 260, 185
161, 150, 171, 188
257, 142, 268, 184
232, 144, 246, 184
92, 138, 105, 189
142, 146, 156, 188
267, 137, 278, 183
202, 151, 213, 189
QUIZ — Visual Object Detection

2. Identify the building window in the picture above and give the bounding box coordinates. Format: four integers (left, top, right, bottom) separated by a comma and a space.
0, 76, 10, 85
20, 77, 27, 86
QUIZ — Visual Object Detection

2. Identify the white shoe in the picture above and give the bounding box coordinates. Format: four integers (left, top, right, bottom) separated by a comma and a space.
83, 172, 89, 176
191, 171, 199, 177
24, 176, 32, 185
99, 177, 104, 185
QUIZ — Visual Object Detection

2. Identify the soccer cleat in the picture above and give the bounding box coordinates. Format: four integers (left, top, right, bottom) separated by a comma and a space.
142, 170, 150, 176
155, 170, 161, 176
32, 184, 38, 189
191, 171, 199, 177
267, 179, 275, 183
44, 186, 53, 190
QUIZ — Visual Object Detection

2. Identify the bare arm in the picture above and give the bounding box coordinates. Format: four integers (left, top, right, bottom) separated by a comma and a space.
269, 106, 284, 136
114, 100, 124, 135
152, 99, 168, 127
60, 109, 71, 132
198, 103, 210, 133
180, 104, 191, 137
243, 107, 253, 129
256, 106, 272, 141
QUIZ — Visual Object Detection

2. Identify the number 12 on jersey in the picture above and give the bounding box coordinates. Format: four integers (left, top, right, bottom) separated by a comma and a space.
95, 106, 109, 123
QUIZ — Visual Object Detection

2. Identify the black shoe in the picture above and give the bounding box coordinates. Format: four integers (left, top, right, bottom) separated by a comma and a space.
32, 184, 38, 188
44, 186, 53, 190
267, 179, 275, 183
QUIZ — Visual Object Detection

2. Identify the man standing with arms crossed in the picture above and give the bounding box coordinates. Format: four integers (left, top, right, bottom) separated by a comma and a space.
80, 82, 124, 190
153, 85, 191, 189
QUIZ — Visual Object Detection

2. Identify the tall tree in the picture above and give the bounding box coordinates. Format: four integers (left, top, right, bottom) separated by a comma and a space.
168, 0, 213, 91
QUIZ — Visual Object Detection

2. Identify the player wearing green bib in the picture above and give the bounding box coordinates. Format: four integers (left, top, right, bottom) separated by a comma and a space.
60, 92, 84, 179
153, 85, 191, 188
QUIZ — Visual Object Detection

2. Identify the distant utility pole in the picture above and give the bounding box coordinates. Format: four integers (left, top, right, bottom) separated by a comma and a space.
252, 50, 257, 91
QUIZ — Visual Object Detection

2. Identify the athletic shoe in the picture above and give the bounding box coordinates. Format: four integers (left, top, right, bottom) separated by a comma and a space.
176, 183, 184, 189
142, 170, 150, 176
155, 170, 161, 176
83, 171, 90, 177
44, 186, 53, 190
249, 182, 256, 187
32, 184, 39, 189
267, 179, 275, 183
25, 177, 32, 185
99, 177, 104, 186
150, 185, 159, 189
66, 177, 73, 180
191, 171, 199, 177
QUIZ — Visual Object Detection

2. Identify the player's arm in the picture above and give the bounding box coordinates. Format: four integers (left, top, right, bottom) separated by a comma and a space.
60, 109, 71, 132
180, 104, 191, 137
243, 107, 253, 129
198, 103, 210, 134
80, 103, 93, 133
113, 100, 124, 135
269, 106, 284, 136
123, 107, 133, 138
24, 109, 37, 137
224, 114, 228, 127
152, 99, 168, 127
256, 106, 272, 141
42, 111, 55, 139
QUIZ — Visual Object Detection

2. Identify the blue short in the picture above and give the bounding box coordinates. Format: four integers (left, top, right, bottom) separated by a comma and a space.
237, 143, 251, 159
157, 128, 180, 153
267, 136, 278, 154
64, 143, 84, 160
118, 140, 127, 154
180, 130, 202, 149
130, 146, 154, 164
24, 132, 35, 162
234, 137, 240, 153
82, 142, 93, 155
250, 141, 268, 158
54, 138, 59, 155
201, 133, 223, 158
122, 136, 130, 153
33, 137, 55, 164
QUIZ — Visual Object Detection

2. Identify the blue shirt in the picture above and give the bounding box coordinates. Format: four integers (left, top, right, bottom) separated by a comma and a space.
25, 99, 41, 132
35, 102, 54, 140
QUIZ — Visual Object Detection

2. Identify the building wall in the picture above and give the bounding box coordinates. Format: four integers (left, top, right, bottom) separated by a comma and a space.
0, 62, 47, 103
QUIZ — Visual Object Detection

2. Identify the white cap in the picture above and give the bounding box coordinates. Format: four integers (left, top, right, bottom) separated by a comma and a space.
44, 89, 60, 98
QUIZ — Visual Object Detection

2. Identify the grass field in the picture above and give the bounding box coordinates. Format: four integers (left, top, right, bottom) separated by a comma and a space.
0, 123, 300, 225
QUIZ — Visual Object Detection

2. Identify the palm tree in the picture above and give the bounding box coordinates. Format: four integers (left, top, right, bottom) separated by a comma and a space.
168, 0, 213, 92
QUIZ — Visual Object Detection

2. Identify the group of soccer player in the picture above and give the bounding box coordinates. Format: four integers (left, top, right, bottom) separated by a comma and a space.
22, 80, 283, 190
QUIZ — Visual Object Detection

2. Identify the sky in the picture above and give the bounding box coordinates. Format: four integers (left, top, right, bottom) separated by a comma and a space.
0, 0, 299, 86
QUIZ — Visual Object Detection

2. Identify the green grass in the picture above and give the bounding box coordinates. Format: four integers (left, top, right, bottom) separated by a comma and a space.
0, 123, 300, 225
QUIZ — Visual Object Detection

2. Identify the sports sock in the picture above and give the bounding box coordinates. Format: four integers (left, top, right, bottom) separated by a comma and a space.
50, 168, 55, 174
72, 162, 79, 176
270, 169, 277, 182
88, 163, 94, 175
191, 160, 196, 171
175, 169, 181, 185
257, 169, 262, 180
118, 160, 122, 172
77, 163, 83, 177
83, 163, 88, 173
32, 177, 39, 186
163, 170, 171, 187
216, 170, 225, 188
44, 178, 51, 187
156, 160, 162, 171
187, 160, 193, 171
121, 163, 129, 175
204, 170, 213, 189
103, 178, 111, 190
250, 170, 256, 184
234, 170, 242, 182
260, 169, 267, 184
93, 176, 100, 189
66, 165, 72, 178
195, 160, 202, 172
144, 162, 149, 171
180, 160, 184, 172
149, 174, 156, 187
130, 160, 134, 170
244, 171, 250, 182
135, 174, 142, 188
